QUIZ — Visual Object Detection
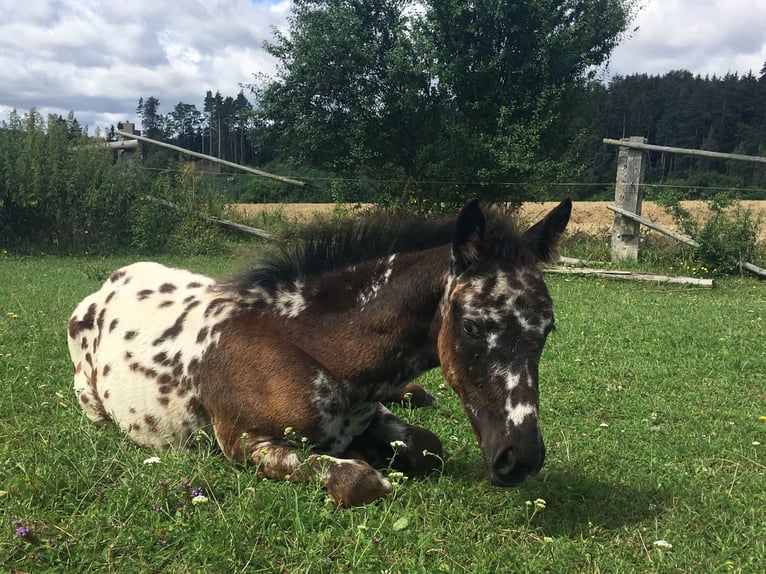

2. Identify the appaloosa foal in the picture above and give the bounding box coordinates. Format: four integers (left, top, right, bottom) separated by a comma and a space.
68, 199, 571, 506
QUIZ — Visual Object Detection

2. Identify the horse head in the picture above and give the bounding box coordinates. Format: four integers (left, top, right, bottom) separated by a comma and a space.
437, 199, 571, 486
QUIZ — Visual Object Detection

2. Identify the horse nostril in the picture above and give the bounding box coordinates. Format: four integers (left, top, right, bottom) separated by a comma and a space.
490, 445, 544, 486
492, 447, 516, 482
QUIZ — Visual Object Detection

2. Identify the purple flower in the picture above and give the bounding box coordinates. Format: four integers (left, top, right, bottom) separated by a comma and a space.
16, 526, 30, 538
191, 486, 204, 497
153, 505, 164, 512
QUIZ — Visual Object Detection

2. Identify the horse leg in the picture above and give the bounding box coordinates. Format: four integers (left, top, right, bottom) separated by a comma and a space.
247, 441, 391, 507
384, 382, 435, 408
348, 404, 443, 475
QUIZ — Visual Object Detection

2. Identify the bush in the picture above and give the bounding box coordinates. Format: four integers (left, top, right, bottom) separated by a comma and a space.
0, 111, 229, 255
656, 189, 763, 275
130, 165, 227, 255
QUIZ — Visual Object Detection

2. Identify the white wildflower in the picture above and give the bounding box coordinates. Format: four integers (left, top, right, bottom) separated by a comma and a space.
191, 495, 209, 505
390, 440, 407, 449
653, 540, 673, 549
143, 456, 162, 465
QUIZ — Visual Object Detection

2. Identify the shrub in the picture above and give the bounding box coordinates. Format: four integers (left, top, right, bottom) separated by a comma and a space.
656, 189, 762, 275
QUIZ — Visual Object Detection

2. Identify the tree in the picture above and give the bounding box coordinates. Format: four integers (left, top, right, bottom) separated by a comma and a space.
253, 0, 634, 203
138, 96, 165, 139
168, 102, 204, 152
422, 0, 632, 197
254, 0, 438, 185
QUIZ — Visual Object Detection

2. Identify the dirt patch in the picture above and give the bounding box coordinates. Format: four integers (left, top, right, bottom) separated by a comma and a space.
230, 201, 766, 242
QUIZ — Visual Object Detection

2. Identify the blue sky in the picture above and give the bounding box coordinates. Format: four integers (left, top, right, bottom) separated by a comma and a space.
1, 0, 764, 134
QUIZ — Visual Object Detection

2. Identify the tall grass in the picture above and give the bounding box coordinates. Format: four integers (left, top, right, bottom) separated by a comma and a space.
1, 253, 764, 572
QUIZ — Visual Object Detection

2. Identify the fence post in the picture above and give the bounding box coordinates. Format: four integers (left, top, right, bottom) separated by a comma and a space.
610, 136, 647, 261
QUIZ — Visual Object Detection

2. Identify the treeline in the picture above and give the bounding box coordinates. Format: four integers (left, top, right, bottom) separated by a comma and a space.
130, 91, 258, 169
581, 69, 766, 198
123, 67, 766, 204
117, 1, 765, 205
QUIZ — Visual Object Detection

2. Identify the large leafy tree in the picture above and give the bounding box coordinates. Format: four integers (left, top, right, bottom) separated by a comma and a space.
424, 0, 630, 193
254, 0, 633, 202
254, 0, 436, 179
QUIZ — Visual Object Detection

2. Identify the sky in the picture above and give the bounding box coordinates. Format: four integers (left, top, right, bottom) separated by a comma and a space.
1, 0, 765, 135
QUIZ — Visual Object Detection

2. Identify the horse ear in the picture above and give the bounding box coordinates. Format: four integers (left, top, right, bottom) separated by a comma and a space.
452, 198, 486, 274
522, 198, 572, 262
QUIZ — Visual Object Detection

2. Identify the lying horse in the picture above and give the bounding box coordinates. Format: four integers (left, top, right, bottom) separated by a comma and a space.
68, 199, 571, 506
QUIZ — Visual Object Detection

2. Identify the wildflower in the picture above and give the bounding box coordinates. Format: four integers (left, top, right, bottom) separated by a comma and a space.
653, 540, 673, 549
7, 312, 18, 319
599, 423, 609, 428
753, 441, 761, 446
191, 486, 204, 497
153, 504, 163, 512
191, 495, 208, 505
14, 520, 31, 538
534, 498, 546, 510
390, 440, 407, 449
759, 416, 766, 421
543, 536, 554, 543
143, 456, 162, 465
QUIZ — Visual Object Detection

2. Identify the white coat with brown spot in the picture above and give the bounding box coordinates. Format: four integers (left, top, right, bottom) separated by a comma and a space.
67, 262, 239, 450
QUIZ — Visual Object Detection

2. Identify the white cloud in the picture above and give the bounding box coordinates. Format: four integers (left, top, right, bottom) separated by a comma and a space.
607, 0, 766, 79
0, 0, 288, 131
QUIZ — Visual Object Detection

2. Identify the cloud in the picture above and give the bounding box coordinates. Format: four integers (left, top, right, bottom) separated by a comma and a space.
607, 0, 766, 78
0, 0, 289, 132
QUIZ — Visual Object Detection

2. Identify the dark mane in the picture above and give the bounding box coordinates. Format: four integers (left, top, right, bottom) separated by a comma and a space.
224, 209, 526, 294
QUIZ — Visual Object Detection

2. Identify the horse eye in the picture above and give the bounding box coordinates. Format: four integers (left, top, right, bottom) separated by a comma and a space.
462, 319, 481, 338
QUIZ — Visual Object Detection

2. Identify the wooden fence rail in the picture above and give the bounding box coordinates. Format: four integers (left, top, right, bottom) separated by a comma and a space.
116, 130, 307, 188
602, 138, 766, 165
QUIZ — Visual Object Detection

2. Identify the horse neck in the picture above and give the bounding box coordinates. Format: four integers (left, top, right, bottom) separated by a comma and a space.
268, 244, 451, 384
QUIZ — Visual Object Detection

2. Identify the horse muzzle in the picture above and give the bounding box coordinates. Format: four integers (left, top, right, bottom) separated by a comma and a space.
482, 428, 545, 486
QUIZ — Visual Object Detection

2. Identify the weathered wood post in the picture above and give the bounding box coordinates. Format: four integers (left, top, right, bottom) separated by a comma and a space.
610, 136, 647, 261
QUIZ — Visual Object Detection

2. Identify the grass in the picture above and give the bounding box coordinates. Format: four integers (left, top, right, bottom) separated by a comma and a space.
1, 251, 764, 573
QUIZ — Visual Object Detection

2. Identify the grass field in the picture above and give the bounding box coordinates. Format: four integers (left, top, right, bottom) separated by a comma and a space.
1, 252, 765, 573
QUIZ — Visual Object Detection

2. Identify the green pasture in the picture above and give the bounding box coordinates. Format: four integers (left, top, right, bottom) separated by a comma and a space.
1, 253, 764, 573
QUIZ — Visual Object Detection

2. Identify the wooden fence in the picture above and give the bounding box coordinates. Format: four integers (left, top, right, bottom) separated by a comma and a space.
603, 137, 766, 277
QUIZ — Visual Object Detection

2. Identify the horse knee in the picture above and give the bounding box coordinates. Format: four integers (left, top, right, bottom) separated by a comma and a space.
393, 426, 443, 474
321, 459, 391, 507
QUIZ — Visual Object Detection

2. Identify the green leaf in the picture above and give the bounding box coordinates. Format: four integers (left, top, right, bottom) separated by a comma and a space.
392, 516, 410, 531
